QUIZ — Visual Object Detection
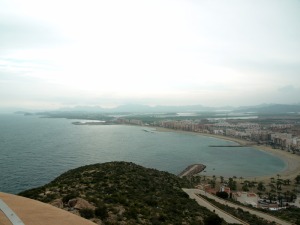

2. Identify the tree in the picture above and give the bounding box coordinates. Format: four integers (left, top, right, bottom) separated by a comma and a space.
290, 192, 297, 202
276, 179, 283, 190
228, 177, 237, 191
267, 192, 273, 203
284, 179, 291, 185
239, 176, 244, 184
124, 207, 138, 219
79, 208, 94, 219
257, 182, 265, 191
257, 192, 262, 198
248, 181, 256, 188
220, 176, 224, 183
204, 214, 223, 225
95, 204, 108, 220
278, 193, 283, 207
216, 191, 229, 199
210, 179, 216, 188
295, 175, 300, 184
242, 185, 249, 192
62, 192, 78, 203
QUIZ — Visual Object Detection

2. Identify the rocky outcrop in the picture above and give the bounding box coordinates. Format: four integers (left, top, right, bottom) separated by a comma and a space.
68, 198, 96, 210
50, 199, 63, 208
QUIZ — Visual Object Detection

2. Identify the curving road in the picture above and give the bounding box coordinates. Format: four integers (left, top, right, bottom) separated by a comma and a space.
183, 188, 246, 224
183, 189, 292, 225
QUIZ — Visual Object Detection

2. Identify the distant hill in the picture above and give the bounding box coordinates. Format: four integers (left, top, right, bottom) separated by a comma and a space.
113, 104, 218, 112
6, 103, 300, 114
58, 103, 300, 114
19, 162, 218, 225
234, 104, 300, 114
59, 104, 234, 113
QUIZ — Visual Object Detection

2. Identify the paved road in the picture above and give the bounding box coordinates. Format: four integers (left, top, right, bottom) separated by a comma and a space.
184, 189, 292, 225
183, 189, 246, 224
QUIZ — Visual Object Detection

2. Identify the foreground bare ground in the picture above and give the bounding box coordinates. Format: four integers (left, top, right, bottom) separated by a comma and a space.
0, 192, 95, 225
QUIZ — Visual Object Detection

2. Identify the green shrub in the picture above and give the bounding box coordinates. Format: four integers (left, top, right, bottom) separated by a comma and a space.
204, 214, 223, 225
79, 208, 94, 219
95, 204, 108, 220
216, 191, 229, 199
62, 192, 79, 203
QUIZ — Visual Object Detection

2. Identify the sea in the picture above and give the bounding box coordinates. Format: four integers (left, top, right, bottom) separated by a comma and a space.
0, 114, 285, 194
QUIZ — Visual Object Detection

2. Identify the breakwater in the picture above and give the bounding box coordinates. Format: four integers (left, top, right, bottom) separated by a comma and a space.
178, 164, 206, 178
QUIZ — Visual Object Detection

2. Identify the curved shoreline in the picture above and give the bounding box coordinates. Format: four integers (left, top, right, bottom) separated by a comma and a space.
154, 127, 300, 182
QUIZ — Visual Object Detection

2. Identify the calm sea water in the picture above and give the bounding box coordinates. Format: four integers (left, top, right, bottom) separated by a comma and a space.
0, 114, 285, 194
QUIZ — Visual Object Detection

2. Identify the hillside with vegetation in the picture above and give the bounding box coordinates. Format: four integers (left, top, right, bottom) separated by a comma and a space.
19, 162, 223, 225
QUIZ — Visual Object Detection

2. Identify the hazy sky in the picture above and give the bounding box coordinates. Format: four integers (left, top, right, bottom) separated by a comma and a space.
1, 0, 300, 110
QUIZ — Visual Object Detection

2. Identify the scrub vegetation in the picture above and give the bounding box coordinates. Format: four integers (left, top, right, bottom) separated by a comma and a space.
19, 161, 225, 224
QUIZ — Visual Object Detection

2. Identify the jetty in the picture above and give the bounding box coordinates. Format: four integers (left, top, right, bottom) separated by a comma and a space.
209, 145, 250, 147
209, 141, 256, 148
178, 164, 206, 178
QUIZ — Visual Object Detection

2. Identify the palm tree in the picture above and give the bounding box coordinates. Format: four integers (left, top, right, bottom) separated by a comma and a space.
276, 179, 283, 190
269, 183, 276, 190
277, 174, 281, 180
277, 192, 283, 207
267, 192, 272, 203
290, 192, 297, 202
257, 182, 265, 191
239, 176, 244, 184
220, 176, 224, 183
210, 179, 216, 188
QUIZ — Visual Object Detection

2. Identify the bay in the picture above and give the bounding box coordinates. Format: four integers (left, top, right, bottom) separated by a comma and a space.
0, 114, 285, 194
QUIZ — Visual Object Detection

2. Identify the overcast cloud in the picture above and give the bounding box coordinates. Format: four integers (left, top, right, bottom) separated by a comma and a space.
1, 0, 300, 110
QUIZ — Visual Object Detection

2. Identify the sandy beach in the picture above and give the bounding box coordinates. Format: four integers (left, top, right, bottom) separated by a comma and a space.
155, 127, 300, 182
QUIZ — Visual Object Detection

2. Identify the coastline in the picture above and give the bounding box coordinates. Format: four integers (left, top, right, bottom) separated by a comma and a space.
154, 127, 300, 182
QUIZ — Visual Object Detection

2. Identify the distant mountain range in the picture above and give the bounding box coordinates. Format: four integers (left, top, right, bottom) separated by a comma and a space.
5, 103, 300, 114
58, 103, 300, 114
59, 104, 234, 113
234, 104, 300, 114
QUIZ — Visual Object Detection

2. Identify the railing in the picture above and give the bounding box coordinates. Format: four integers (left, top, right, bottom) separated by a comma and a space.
0, 199, 25, 225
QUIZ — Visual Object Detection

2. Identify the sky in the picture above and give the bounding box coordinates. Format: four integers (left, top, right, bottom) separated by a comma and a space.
1, 0, 300, 110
